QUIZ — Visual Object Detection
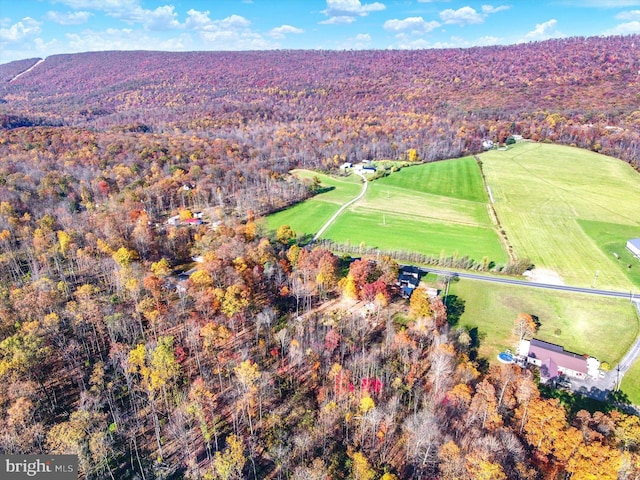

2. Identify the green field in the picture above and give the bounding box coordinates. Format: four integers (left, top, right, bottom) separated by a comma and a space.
447, 278, 640, 367
322, 156, 509, 264
266, 170, 362, 236
620, 358, 640, 405
481, 143, 640, 290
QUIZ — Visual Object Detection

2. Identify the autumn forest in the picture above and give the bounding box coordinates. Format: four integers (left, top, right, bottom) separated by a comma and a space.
0, 35, 640, 479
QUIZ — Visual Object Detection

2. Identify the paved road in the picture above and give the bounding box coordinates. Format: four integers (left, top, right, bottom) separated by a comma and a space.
421, 266, 639, 300
312, 171, 367, 242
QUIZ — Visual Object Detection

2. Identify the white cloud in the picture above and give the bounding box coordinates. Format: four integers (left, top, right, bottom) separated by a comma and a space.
481, 5, 510, 14
320, 16, 357, 24
389, 33, 503, 50
0, 17, 42, 43
46, 11, 92, 25
603, 20, 640, 33
440, 6, 485, 25
185, 9, 212, 29
141, 5, 181, 31
524, 19, 563, 40
439, 5, 509, 26
390, 34, 433, 49
383, 17, 440, 33
182, 13, 274, 49
615, 9, 640, 19
215, 15, 251, 29
476, 35, 502, 45
269, 25, 304, 39
55, 0, 180, 30
54, 0, 140, 10
321, 0, 385, 24
562, 0, 640, 6
339, 32, 372, 49
65, 27, 190, 52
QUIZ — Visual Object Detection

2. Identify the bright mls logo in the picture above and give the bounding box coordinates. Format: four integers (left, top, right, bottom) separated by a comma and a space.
0, 456, 78, 479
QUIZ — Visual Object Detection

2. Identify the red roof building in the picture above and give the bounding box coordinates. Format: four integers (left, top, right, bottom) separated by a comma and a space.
522, 339, 589, 382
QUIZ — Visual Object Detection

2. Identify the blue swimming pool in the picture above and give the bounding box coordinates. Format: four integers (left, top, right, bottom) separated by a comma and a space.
497, 351, 515, 363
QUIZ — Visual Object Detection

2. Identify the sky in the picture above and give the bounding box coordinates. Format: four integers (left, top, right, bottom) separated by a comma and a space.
1, 0, 640, 64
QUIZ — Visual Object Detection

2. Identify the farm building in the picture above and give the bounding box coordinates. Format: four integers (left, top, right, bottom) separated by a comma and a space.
482, 139, 494, 150
627, 238, 640, 259
517, 338, 600, 382
339, 162, 353, 170
354, 163, 376, 173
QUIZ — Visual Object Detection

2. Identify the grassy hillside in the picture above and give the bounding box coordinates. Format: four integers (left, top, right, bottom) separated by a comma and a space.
265, 170, 362, 236
481, 143, 640, 290
322, 157, 509, 264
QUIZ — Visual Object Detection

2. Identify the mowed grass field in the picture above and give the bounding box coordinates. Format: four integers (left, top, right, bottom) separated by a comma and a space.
448, 278, 639, 365
481, 143, 640, 290
266, 170, 362, 236
322, 157, 509, 264
621, 359, 640, 405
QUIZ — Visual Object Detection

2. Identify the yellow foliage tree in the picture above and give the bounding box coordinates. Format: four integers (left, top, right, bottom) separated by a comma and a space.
359, 395, 375, 414
351, 451, 375, 480
57, 230, 72, 256
112, 246, 138, 267
190, 269, 213, 289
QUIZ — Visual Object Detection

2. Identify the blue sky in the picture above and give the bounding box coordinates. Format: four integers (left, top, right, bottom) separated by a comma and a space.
1, 0, 640, 64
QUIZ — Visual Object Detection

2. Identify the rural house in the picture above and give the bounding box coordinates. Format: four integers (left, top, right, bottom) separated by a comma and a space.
517, 338, 600, 382
398, 266, 421, 298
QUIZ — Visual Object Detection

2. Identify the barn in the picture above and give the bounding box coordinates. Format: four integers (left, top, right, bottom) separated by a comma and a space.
627, 238, 640, 259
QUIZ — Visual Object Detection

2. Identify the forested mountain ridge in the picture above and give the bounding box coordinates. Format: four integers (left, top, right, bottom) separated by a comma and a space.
1, 35, 639, 168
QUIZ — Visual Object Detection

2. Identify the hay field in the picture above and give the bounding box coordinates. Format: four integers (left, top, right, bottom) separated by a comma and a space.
481, 143, 640, 290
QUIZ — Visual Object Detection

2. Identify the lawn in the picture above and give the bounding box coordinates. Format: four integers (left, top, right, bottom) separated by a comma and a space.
375, 156, 488, 202
320, 157, 510, 265
481, 142, 640, 290
266, 170, 362, 237
446, 278, 640, 367
323, 210, 507, 264
578, 219, 640, 287
620, 358, 640, 405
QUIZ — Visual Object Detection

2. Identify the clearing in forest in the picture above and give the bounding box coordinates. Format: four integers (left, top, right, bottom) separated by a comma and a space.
265, 170, 362, 236
321, 156, 509, 265
481, 142, 640, 290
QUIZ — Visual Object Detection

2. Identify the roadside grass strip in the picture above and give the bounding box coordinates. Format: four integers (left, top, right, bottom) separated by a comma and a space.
620, 358, 640, 405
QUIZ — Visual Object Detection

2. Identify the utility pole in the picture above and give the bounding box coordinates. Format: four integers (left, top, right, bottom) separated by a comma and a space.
444, 275, 451, 307
592, 270, 600, 288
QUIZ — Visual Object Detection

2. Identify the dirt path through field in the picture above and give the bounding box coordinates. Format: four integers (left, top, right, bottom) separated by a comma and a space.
312, 170, 367, 241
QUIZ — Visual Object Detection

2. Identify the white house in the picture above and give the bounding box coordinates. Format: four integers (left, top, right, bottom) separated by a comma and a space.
518, 339, 600, 382
627, 238, 640, 259
339, 162, 353, 170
